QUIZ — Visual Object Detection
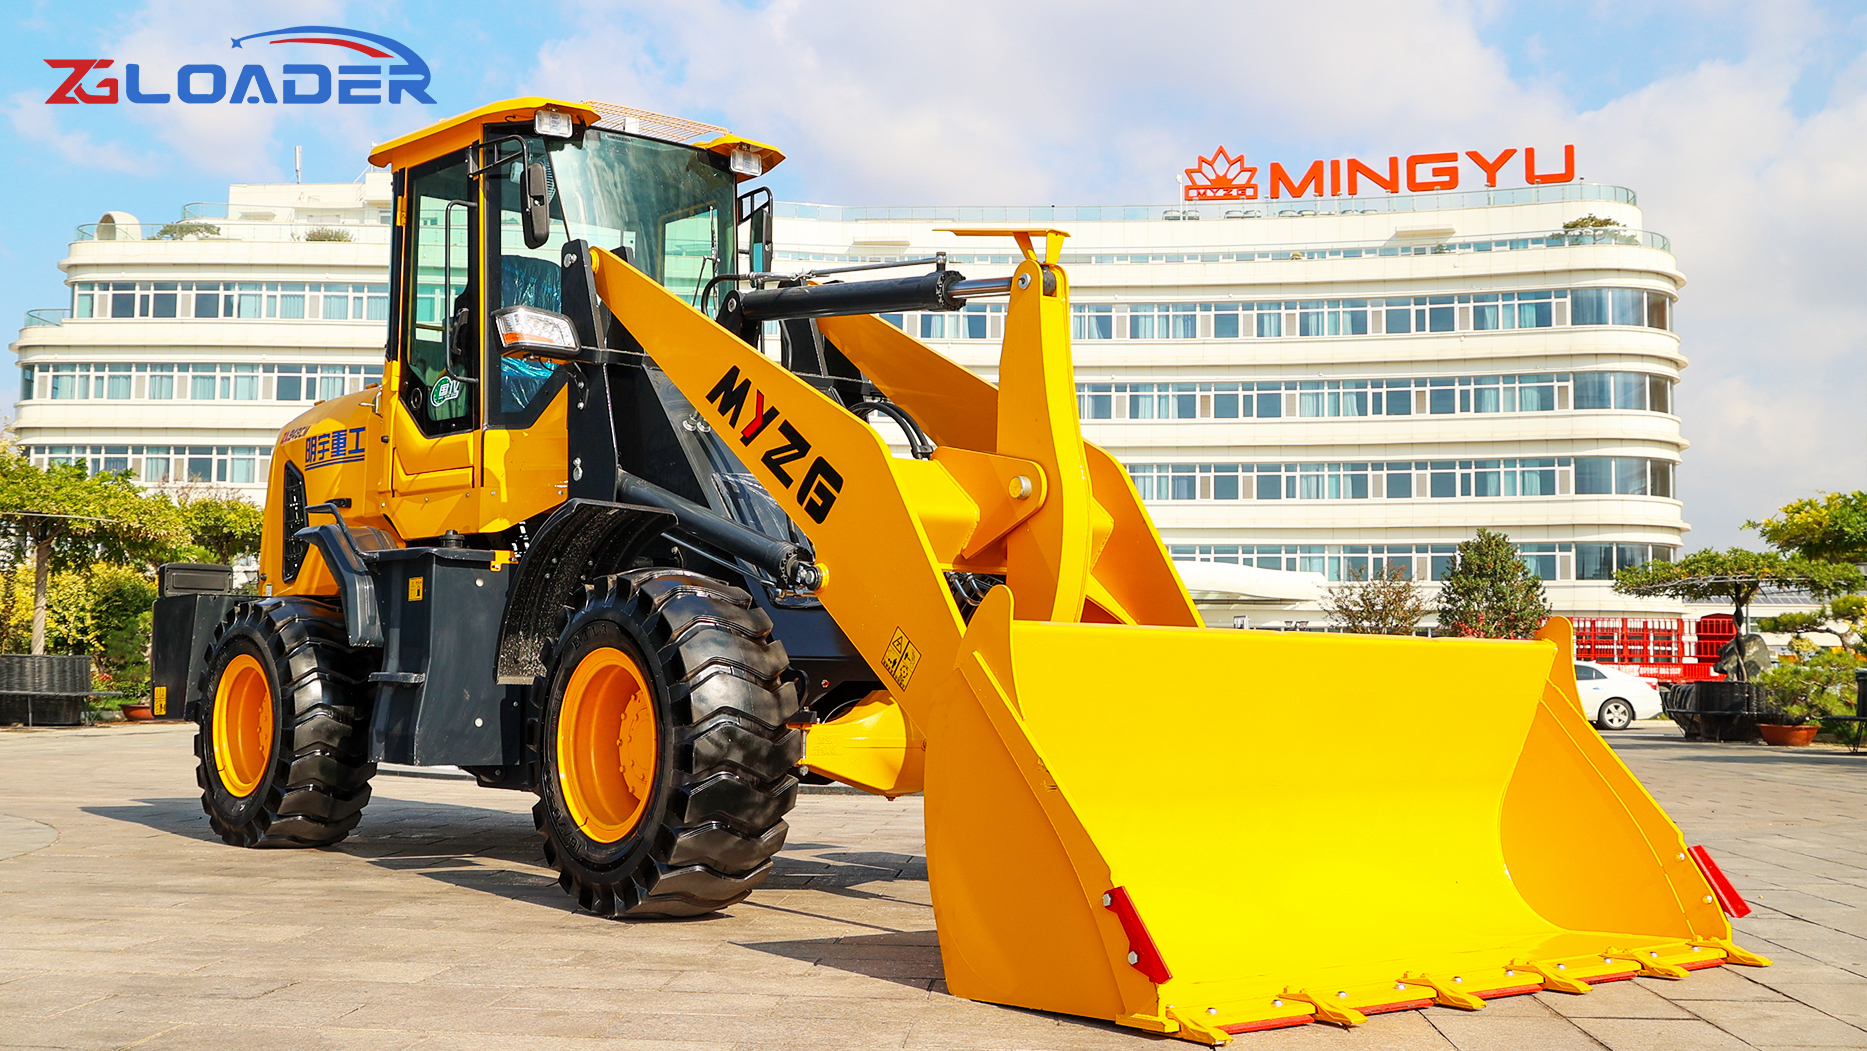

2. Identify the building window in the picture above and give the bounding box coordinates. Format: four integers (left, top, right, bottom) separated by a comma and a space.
1125, 458, 1588, 503
24, 444, 272, 487
1078, 372, 1682, 423
1574, 457, 1675, 497
16, 361, 382, 403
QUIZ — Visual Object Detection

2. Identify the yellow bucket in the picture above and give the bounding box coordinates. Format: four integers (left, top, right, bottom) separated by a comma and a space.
922, 595, 1757, 1041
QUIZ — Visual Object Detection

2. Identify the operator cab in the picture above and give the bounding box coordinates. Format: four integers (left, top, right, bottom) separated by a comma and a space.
362, 99, 784, 547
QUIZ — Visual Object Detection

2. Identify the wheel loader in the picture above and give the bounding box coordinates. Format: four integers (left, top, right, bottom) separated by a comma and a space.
151, 97, 1768, 1043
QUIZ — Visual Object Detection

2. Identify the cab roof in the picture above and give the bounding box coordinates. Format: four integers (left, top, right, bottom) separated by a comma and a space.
366, 96, 783, 180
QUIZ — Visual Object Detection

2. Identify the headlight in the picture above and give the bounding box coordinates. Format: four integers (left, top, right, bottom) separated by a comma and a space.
492, 305, 579, 359
534, 109, 575, 139
729, 147, 763, 177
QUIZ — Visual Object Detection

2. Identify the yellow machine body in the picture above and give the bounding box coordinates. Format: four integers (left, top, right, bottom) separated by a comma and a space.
253, 99, 1761, 1043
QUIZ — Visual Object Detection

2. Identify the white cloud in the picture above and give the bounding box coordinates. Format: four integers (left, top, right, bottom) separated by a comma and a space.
6, 91, 152, 174
1573, 33, 1867, 544
522, 0, 1865, 547
526, 0, 1567, 204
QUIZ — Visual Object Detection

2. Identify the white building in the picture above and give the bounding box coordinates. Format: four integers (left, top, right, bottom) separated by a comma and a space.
10, 177, 390, 499
771, 183, 1689, 623
11, 177, 1689, 622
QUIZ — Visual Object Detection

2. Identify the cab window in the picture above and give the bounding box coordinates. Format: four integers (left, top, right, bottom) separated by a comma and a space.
402, 156, 479, 434
490, 148, 569, 425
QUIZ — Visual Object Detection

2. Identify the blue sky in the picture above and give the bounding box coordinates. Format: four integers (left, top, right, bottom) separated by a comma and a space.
3, 0, 1864, 548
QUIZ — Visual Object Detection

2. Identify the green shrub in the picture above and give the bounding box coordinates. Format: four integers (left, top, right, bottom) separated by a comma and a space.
1756, 648, 1860, 724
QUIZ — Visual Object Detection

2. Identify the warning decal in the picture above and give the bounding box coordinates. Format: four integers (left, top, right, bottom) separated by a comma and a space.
881, 628, 921, 689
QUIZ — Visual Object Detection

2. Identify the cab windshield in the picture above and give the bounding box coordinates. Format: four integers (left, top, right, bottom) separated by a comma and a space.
488, 127, 736, 421
500, 127, 735, 309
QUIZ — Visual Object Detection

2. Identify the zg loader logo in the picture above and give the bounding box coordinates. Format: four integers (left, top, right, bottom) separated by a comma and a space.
704, 366, 844, 524
45, 26, 434, 106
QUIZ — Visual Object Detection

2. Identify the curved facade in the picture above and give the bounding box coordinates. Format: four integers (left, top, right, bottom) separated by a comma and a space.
771, 186, 1688, 621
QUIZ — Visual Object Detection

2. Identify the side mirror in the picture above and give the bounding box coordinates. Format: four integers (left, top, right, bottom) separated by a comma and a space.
521, 162, 551, 249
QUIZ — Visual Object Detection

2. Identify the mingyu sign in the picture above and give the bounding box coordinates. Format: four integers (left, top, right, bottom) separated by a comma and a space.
1182, 144, 1575, 201
46, 26, 434, 106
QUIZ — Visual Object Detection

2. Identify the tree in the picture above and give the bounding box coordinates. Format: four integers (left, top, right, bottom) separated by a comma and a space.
1758, 594, 1865, 653
1436, 528, 1552, 639
1614, 548, 1863, 634
1562, 214, 1622, 228
0, 453, 186, 654
176, 493, 264, 564
1320, 563, 1428, 635
1746, 491, 1867, 565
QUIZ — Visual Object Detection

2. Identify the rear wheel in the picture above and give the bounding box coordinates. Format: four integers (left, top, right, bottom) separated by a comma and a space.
195, 598, 376, 847
535, 569, 802, 918
1597, 698, 1635, 731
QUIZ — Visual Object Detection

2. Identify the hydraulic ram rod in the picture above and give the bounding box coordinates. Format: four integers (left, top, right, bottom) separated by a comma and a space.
727, 271, 1016, 325
616, 471, 822, 592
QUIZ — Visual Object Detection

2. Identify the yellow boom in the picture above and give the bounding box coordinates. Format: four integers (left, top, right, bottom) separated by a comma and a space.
588, 231, 1764, 1042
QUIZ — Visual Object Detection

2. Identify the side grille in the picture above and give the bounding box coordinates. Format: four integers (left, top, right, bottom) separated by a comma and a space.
281, 462, 308, 582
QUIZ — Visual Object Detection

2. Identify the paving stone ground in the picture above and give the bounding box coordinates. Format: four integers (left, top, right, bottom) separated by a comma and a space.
0, 720, 1862, 1050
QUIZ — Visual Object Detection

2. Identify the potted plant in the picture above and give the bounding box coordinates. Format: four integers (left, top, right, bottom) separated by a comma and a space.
1756, 645, 1859, 746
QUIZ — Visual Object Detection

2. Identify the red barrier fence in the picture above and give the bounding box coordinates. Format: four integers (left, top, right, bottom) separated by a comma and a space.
1570, 615, 1735, 684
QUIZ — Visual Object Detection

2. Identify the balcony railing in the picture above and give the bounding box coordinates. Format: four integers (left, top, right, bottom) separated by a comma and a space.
73, 220, 391, 245
22, 309, 69, 328
778, 226, 1673, 269
773, 183, 1638, 224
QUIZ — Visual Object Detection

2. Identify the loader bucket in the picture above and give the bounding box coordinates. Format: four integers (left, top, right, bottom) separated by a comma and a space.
923, 592, 1758, 1042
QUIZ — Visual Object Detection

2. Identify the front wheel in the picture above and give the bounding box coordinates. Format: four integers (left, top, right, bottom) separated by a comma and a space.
1597, 698, 1635, 731
534, 569, 803, 918
195, 598, 376, 847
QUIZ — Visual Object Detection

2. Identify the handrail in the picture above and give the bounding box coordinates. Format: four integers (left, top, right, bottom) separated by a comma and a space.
73, 220, 391, 244
773, 183, 1638, 224
23, 309, 70, 328
780, 227, 1673, 270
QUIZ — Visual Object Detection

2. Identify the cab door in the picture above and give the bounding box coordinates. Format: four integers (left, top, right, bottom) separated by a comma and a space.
389, 152, 481, 508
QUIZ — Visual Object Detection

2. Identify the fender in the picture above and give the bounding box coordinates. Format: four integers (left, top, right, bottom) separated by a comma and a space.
293, 503, 399, 648
494, 498, 677, 685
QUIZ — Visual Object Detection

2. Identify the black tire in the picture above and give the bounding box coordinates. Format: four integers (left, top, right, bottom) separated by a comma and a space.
1597, 697, 1635, 731
194, 597, 377, 848
534, 569, 802, 918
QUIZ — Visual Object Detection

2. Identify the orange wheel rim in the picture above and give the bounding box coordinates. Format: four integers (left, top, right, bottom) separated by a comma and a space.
557, 646, 658, 844
211, 653, 274, 797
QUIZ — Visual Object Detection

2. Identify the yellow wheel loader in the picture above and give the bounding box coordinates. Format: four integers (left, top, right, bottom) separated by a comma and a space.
152, 97, 1767, 1042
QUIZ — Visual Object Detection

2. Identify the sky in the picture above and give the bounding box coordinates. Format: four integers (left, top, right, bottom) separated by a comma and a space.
1, 0, 1863, 549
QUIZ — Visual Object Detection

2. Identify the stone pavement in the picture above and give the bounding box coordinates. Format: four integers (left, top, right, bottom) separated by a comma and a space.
0, 721, 1862, 1051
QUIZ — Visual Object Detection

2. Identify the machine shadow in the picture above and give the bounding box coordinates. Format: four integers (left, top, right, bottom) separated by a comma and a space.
81, 798, 220, 842
82, 795, 936, 925
738, 928, 942, 989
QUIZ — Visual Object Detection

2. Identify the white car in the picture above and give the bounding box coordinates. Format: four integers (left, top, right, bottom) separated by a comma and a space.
1574, 662, 1665, 730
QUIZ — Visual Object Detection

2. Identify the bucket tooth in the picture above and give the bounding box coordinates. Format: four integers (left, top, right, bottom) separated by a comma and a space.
1604, 947, 1690, 979
1693, 937, 1772, 967
1400, 973, 1486, 1011
1162, 1007, 1235, 1045
1510, 958, 1594, 994
1284, 989, 1369, 1027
